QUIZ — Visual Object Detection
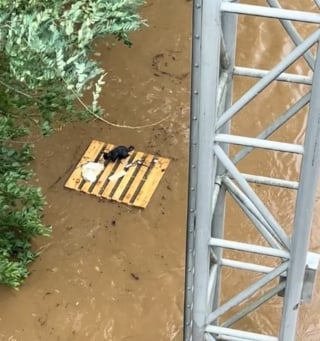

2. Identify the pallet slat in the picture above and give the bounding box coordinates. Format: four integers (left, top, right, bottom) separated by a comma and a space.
101, 152, 139, 199
121, 154, 155, 205
89, 144, 116, 195
65, 141, 170, 208
109, 152, 145, 202
133, 158, 170, 208
65, 140, 105, 190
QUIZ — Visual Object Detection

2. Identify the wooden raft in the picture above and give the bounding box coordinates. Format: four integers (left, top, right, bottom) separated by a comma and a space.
64, 140, 170, 208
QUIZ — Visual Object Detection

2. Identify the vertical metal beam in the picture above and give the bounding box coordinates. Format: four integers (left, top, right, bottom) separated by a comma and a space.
191, 1, 222, 340
210, 1, 238, 320
183, 0, 202, 339
185, 2, 320, 341
280, 39, 320, 340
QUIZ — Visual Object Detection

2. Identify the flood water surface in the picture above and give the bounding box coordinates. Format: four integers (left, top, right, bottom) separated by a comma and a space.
0, 1, 319, 340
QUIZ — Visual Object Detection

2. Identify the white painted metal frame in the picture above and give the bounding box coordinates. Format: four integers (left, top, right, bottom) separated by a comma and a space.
184, 1, 320, 341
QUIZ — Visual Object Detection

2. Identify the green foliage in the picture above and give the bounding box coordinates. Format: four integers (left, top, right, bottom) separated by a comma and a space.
0, 0, 146, 126
0, 115, 51, 287
0, 0, 145, 287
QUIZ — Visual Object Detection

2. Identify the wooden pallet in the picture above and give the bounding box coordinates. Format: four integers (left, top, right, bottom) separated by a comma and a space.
64, 140, 170, 208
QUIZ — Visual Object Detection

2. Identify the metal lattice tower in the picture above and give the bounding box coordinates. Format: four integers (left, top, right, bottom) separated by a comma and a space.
184, 1, 320, 341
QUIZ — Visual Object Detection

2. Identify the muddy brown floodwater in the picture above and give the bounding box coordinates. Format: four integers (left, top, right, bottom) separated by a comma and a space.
0, 0, 319, 340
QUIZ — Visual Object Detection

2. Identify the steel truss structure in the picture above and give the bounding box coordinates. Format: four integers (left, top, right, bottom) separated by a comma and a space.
184, 1, 320, 341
